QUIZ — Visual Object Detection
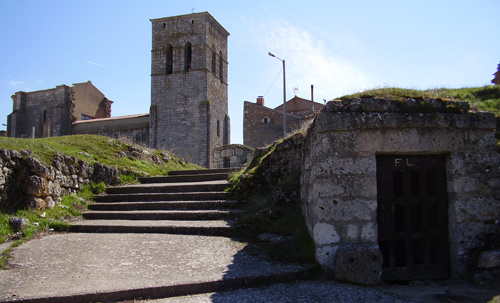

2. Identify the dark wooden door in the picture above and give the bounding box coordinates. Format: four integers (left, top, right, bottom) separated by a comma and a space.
377, 155, 449, 281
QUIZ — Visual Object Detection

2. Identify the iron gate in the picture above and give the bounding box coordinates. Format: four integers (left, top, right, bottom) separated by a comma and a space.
377, 155, 449, 281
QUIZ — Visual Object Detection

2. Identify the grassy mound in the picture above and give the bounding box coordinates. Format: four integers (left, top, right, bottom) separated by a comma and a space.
0, 134, 200, 181
338, 85, 500, 118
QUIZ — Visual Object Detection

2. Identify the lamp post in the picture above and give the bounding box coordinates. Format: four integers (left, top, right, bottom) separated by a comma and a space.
268, 52, 286, 137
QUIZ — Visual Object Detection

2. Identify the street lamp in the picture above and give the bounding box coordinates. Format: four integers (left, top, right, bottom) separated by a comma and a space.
268, 52, 286, 137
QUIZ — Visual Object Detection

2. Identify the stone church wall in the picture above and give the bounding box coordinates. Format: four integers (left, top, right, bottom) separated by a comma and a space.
302, 98, 500, 284
72, 114, 149, 146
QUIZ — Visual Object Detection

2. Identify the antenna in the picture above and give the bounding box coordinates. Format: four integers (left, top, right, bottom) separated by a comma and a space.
191, 7, 195, 14
293, 86, 299, 96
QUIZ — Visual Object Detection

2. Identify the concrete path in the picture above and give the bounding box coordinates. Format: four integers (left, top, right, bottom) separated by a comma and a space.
0, 233, 313, 302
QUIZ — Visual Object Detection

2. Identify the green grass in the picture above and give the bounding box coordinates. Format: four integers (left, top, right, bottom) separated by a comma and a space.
338, 85, 500, 118
0, 135, 201, 178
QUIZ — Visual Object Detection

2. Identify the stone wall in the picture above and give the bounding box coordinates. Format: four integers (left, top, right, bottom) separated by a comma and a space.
8, 85, 72, 138
73, 114, 149, 146
0, 149, 120, 210
301, 97, 500, 284
7, 81, 112, 139
243, 101, 302, 148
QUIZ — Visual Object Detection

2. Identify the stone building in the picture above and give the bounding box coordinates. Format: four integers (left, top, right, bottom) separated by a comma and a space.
493, 63, 500, 85
73, 113, 150, 146
7, 81, 112, 138
149, 12, 230, 168
301, 97, 500, 284
243, 96, 323, 148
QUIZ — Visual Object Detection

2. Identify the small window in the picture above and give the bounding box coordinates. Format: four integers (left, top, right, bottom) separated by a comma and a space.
217, 120, 220, 137
184, 42, 192, 72
262, 117, 271, 123
218, 51, 223, 81
212, 45, 216, 74
163, 23, 166, 28
43, 109, 48, 122
81, 114, 94, 120
166, 44, 173, 75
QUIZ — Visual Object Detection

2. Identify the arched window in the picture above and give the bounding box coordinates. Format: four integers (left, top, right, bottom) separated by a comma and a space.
166, 44, 173, 75
211, 45, 216, 74
184, 42, 192, 72
43, 109, 48, 122
218, 51, 223, 81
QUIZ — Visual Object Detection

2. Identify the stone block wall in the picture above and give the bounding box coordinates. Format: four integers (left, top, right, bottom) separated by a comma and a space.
243, 101, 302, 148
8, 85, 72, 138
0, 149, 120, 210
73, 114, 149, 146
302, 98, 500, 283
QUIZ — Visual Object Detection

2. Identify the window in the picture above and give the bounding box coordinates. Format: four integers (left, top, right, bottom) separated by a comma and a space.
43, 109, 48, 122
217, 120, 220, 137
212, 45, 216, 74
81, 114, 94, 120
166, 44, 173, 75
218, 51, 223, 81
262, 117, 271, 123
184, 42, 192, 72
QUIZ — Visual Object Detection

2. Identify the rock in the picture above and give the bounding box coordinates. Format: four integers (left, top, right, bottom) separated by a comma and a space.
334, 246, 383, 285
78, 160, 94, 179
23, 175, 50, 197
477, 249, 500, 269
93, 163, 120, 185
25, 157, 55, 181
45, 196, 56, 209
25, 197, 46, 209
9, 217, 30, 230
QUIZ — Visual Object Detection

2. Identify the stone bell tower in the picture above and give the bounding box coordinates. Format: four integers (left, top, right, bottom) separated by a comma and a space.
149, 12, 230, 168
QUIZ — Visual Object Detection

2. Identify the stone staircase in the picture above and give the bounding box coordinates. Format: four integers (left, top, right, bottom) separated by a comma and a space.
72, 168, 238, 236
0, 169, 315, 303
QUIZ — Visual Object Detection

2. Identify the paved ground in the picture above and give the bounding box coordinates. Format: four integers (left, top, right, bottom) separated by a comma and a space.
0, 233, 311, 302
1, 232, 498, 303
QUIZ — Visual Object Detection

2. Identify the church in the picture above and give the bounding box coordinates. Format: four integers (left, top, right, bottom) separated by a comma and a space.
6, 12, 230, 169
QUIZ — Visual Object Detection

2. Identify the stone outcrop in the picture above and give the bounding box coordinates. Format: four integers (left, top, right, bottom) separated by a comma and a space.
0, 149, 120, 210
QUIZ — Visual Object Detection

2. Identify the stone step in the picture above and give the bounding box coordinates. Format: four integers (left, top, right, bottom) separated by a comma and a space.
88, 200, 239, 211
168, 168, 236, 176
94, 191, 229, 202
105, 181, 230, 195
82, 210, 240, 221
71, 219, 234, 235
140, 172, 230, 183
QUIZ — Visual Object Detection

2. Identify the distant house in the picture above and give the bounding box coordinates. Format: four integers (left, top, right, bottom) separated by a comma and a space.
492, 63, 500, 85
7, 81, 112, 138
243, 96, 324, 148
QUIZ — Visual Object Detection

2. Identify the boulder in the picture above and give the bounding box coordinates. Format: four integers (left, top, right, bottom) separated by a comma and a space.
23, 175, 50, 197
334, 246, 383, 285
478, 249, 500, 269
25, 157, 55, 181
9, 217, 30, 230
25, 196, 46, 209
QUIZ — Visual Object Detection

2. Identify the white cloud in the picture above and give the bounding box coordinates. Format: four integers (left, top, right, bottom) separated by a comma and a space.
255, 20, 374, 99
86, 61, 111, 69
9, 80, 27, 88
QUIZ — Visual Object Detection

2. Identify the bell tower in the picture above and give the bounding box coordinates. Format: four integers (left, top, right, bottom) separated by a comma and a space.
149, 12, 230, 168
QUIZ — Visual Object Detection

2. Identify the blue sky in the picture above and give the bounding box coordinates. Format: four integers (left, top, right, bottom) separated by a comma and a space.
1, 0, 499, 144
